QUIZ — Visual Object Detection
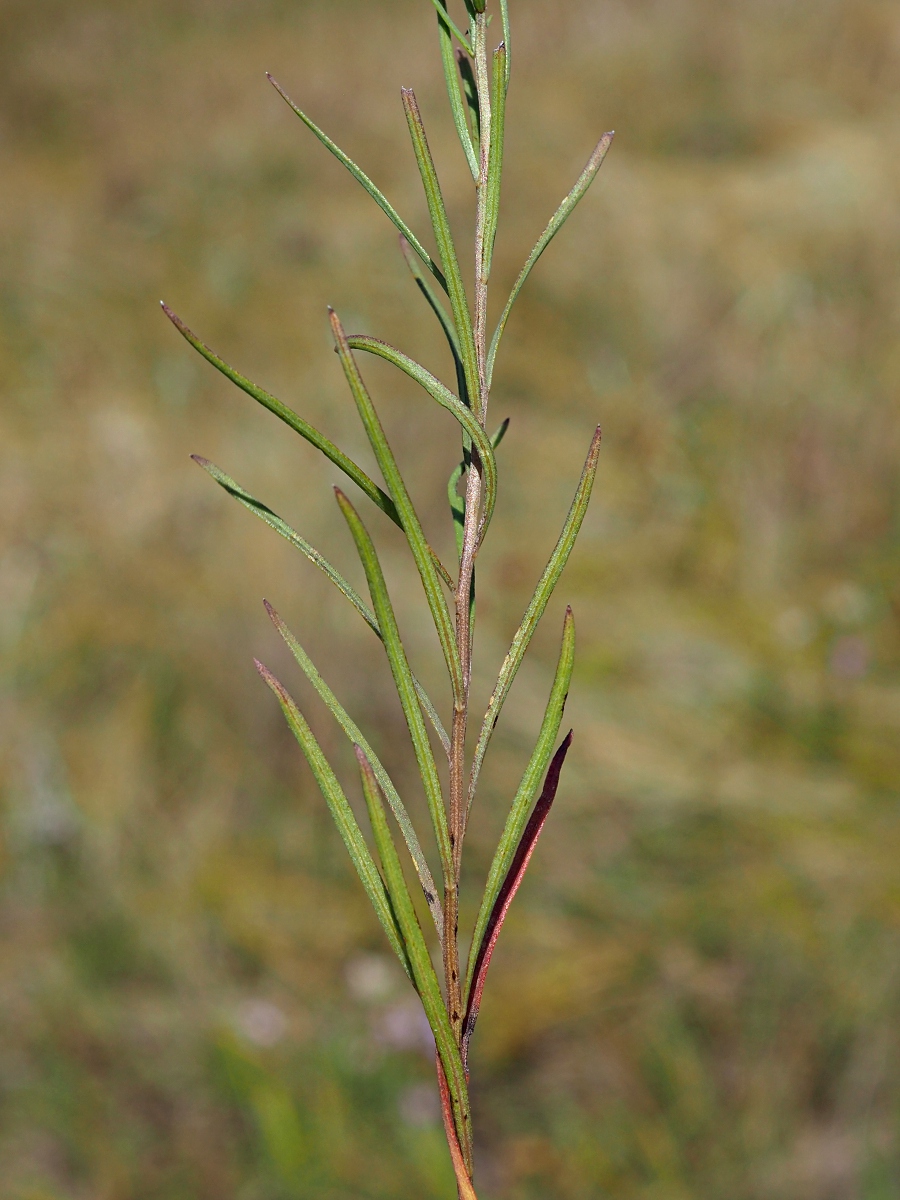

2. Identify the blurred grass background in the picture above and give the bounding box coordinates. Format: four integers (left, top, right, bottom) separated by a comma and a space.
2, 0, 900, 1196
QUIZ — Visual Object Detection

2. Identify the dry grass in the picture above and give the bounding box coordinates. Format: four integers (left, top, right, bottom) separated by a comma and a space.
1, 0, 899, 1196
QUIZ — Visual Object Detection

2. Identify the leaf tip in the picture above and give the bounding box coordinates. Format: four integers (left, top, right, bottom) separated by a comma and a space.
255, 659, 290, 706
190, 454, 209, 467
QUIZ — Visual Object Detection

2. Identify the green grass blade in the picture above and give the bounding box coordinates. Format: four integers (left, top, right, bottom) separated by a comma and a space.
194, 457, 450, 754
355, 748, 472, 1164
266, 602, 444, 943
426, 0, 473, 55
331, 311, 463, 702
335, 488, 454, 889
435, 4, 478, 181
481, 42, 507, 281
399, 235, 468, 408
162, 304, 401, 527
401, 89, 481, 417
255, 661, 413, 980
486, 131, 614, 388
465, 608, 575, 999
346, 335, 497, 543
468, 426, 601, 803
266, 74, 447, 294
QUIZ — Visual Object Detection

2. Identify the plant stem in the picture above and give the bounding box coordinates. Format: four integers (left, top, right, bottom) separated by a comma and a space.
446, 10, 493, 1077
472, 12, 493, 412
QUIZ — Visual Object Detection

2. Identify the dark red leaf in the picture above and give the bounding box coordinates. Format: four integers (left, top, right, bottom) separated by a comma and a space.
462, 731, 573, 1066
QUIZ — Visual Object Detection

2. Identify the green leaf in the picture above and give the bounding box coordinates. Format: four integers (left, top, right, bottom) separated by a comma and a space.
335, 489, 454, 891
448, 462, 466, 559
355, 748, 472, 1164
331, 311, 463, 703
468, 426, 601, 804
255, 661, 413, 980
434, 3, 478, 181
401, 89, 481, 417
346, 335, 497, 544
193, 456, 378, 632
162, 304, 401, 527
465, 608, 575, 1000
194, 457, 450, 754
486, 131, 614, 388
449, 417, 508, 559
426, 0, 473, 54
399, 235, 468, 408
266, 602, 444, 943
456, 49, 480, 147
481, 41, 507, 281
266, 74, 447, 293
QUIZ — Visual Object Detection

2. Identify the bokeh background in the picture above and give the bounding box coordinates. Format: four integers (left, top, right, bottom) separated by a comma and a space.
2, 0, 900, 1196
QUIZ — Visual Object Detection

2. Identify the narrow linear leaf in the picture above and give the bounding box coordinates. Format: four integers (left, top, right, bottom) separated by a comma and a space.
194, 456, 377, 632
401, 89, 481, 416
435, 3, 478, 180
481, 41, 507, 281
448, 462, 466, 559
266, 74, 447, 293
486, 131, 614, 388
331, 311, 463, 701
335, 488, 454, 889
456, 48, 480, 146
426, 0, 473, 54
399, 235, 468, 408
195, 457, 450, 753
449, 418, 508, 558
436, 1054, 478, 1196
463, 732, 573, 1066
266, 602, 444, 942
468, 426, 601, 803
466, 609, 575, 998
346, 335, 497, 543
356, 749, 471, 1165
162, 304, 401, 526
255, 661, 413, 980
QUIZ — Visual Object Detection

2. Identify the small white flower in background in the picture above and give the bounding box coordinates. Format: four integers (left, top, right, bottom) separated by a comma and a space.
345, 953, 396, 1004
377, 999, 435, 1055
236, 999, 288, 1047
398, 1082, 441, 1128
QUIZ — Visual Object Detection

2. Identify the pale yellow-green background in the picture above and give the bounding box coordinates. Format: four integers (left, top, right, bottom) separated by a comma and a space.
2, 1, 899, 1196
